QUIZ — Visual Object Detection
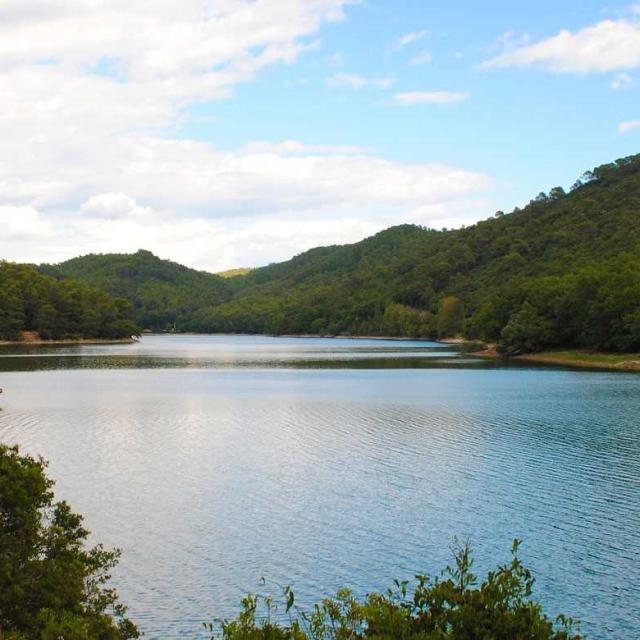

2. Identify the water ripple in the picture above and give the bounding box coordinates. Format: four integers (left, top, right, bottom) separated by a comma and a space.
0, 338, 638, 639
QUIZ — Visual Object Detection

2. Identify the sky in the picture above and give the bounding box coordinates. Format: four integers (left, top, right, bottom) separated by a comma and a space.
1, 0, 640, 272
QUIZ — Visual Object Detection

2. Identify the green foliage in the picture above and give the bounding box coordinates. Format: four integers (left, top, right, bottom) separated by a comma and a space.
207, 540, 582, 640
0, 445, 138, 639
381, 303, 432, 338
457, 340, 489, 353
499, 302, 555, 355
45, 249, 231, 331
0, 262, 139, 341
437, 296, 465, 338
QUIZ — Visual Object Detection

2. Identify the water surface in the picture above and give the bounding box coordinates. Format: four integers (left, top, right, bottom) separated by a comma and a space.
0, 335, 638, 638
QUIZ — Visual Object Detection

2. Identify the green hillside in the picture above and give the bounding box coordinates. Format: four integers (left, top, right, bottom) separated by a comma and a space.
39, 153, 640, 353
185, 154, 640, 352
0, 262, 139, 341
45, 249, 231, 331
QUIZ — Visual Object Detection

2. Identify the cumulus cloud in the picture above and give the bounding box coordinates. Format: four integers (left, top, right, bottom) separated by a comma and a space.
0, 0, 491, 271
395, 30, 428, 50
619, 119, 640, 133
483, 19, 640, 73
0, 205, 52, 241
392, 91, 469, 106
327, 72, 392, 89
81, 193, 150, 219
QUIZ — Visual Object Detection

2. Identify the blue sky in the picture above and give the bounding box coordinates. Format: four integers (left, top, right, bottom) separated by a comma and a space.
1, 0, 639, 270
186, 0, 640, 212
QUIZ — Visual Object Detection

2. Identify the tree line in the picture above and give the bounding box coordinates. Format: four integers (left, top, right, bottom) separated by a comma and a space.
0, 262, 139, 341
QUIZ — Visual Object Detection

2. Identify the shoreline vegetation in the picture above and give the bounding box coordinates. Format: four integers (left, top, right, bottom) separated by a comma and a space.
470, 344, 640, 371
0, 261, 140, 342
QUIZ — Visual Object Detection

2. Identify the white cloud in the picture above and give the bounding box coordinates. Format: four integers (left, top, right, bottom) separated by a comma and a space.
611, 71, 633, 88
619, 119, 640, 133
0, 205, 52, 241
483, 19, 640, 73
0, 0, 492, 271
410, 51, 433, 65
81, 193, 150, 219
395, 30, 428, 50
0, 137, 491, 269
327, 72, 392, 89
393, 91, 469, 106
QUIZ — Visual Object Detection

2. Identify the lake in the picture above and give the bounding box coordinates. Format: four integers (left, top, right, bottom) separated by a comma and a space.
0, 335, 638, 638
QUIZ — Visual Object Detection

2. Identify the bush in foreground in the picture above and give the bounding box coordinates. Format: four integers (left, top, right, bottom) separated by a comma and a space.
0, 444, 138, 639
207, 541, 582, 640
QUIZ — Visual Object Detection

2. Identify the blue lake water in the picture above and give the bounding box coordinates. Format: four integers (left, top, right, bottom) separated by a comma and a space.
0, 335, 638, 638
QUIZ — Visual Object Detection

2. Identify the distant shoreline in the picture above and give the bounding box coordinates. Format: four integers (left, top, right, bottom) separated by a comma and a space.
4, 332, 637, 372
142, 331, 440, 342
0, 337, 137, 347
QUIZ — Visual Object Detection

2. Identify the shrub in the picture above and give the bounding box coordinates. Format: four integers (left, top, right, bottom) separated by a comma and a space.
206, 540, 582, 640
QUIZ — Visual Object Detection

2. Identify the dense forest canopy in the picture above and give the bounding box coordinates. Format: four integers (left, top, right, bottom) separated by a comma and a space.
13, 152, 640, 352
0, 262, 139, 341
42, 249, 231, 332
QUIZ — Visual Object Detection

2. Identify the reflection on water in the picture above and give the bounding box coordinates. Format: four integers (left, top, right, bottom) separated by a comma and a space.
0, 335, 638, 639
0, 334, 469, 371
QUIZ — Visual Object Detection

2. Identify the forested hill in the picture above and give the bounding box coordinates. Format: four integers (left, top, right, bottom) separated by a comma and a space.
40, 153, 640, 353
186, 153, 640, 353
0, 262, 139, 341
44, 249, 231, 331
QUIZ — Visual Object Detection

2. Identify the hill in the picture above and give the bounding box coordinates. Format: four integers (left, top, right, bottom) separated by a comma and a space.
44, 249, 231, 331
39, 153, 640, 353
0, 262, 139, 341
185, 153, 640, 353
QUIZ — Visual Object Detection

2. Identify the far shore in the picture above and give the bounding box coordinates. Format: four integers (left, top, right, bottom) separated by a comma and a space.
5, 331, 637, 372
0, 337, 138, 347
142, 331, 442, 342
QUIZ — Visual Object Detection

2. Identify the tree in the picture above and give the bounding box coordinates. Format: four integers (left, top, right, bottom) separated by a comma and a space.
437, 295, 465, 338
0, 445, 139, 639
499, 302, 555, 355
0, 288, 25, 340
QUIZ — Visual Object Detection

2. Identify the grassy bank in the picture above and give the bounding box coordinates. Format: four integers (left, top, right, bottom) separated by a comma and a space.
472, 346, 640, 371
